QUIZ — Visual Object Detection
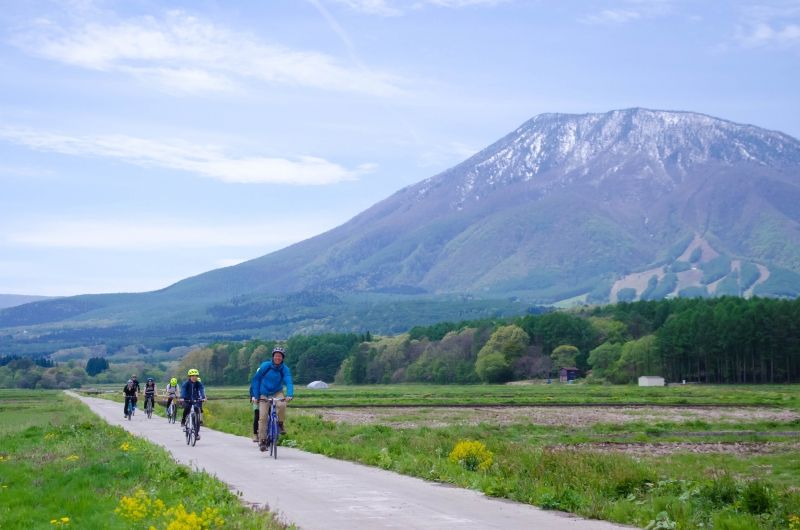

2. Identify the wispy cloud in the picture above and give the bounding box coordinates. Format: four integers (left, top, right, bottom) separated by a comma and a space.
12, 10, 405, 96
580, 0, 672, 25
6, 217, 334, 250
734, 5, 800, 50
0, 126, 373, 185
331, 0, 507, 16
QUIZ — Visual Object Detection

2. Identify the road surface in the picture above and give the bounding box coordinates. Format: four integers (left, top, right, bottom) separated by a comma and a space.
69, 392, 633, 530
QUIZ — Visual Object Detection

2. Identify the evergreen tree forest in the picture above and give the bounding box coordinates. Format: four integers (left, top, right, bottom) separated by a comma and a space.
173, 297, 800, 386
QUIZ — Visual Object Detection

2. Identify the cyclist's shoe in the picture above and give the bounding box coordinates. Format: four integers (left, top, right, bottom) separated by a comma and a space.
259, 441, 267, 452
279, 422, 286, 435
195, 434, 200, 440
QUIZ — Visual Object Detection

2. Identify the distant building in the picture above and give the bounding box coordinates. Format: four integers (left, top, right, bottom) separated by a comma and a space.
638, 376, 665, 387
559, 367, 579, 383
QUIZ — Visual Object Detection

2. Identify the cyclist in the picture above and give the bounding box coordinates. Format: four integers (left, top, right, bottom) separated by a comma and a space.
122, 379, 137, 417
130, 375, 141, 411
143, 377, 157, 414
180, 369, 206, 439
250, 346, 294, 451
165, 377, 179, 412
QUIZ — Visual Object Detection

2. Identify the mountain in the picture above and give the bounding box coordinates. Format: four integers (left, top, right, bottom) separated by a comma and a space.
2, 108, 799, 353
0, 294, 54, 310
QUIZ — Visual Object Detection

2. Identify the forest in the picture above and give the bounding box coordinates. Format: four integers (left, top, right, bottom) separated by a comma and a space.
175, 296, 800, 386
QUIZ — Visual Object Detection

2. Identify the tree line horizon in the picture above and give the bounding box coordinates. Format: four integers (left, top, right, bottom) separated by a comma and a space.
2, 296, 798, 388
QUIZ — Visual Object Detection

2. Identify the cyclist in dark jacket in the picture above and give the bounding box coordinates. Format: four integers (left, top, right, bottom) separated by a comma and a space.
130, 375, 141, 410
143, 377, 157, 412
180, 369, 206, 437
250, 346, 294, 450
123, 379, 137, 416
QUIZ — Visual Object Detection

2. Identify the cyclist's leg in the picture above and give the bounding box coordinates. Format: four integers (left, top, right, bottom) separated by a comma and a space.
180, 403, 190, 425
252, 408, 259, 441
257, 395, 269, 442
124, 397, 129, 415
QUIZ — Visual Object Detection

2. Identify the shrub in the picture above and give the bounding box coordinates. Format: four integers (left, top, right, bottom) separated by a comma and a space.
742, 480, 773, 514
448, 440, 493, 472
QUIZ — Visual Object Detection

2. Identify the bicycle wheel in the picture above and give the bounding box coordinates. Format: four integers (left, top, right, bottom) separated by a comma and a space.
146, 400, 153, 419
185, 416, 191, 445
269, 417, 279, 459
190, 414, 199, 446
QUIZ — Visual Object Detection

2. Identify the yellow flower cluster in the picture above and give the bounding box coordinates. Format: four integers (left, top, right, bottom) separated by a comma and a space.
0, 455, 8, 462
44, 433, 56, 440
115, 489, 224, 529
65, 455, 79, 462
448, 440, 493, 472
49, 516, 70, 526
119, 442, 131, 452
789, 514, 800, 530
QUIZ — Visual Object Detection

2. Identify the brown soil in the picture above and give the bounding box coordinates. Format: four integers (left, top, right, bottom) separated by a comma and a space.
302, 405, 800, 429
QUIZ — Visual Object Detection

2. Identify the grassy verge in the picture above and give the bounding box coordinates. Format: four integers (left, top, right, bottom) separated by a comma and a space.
0, 389, 287, 529
198, 384, 800, 530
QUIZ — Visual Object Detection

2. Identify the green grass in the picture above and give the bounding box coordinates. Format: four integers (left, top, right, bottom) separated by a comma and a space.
193, 383, 800, 529
0, 389, 287, 529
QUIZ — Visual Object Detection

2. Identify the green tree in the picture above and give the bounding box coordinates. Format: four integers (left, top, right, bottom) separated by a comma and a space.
474, 351, 512, 383
551, 345, 579, 369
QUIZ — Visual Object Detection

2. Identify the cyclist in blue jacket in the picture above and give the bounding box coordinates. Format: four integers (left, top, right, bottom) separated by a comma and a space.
180, 368, 206, 438
250, 346, 293, 450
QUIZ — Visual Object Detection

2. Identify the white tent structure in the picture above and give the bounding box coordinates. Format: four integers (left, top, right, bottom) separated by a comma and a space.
307, 380, 329, 389
638, 376, 665, 387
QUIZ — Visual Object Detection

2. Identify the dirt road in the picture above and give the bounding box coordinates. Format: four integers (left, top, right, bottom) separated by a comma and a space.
70, 392, 632, 530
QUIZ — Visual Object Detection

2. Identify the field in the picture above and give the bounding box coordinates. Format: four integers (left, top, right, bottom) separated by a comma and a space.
0, 389, 286, 529
195, 383, 800, 530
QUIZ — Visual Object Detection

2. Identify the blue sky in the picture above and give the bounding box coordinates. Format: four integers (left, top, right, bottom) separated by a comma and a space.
1, 0, 798, 296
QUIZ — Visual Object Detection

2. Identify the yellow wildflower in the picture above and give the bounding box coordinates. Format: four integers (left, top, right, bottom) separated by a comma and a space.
449, 440, 494, 472
65, 455, 79, 461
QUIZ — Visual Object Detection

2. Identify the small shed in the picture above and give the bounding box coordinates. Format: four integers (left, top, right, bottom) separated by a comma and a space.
559, 367, 579, 383
307, 380, 329, 389
638, 376, 665, 387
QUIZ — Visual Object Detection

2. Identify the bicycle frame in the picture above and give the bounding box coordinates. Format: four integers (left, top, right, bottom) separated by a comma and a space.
258, 397, 284, 459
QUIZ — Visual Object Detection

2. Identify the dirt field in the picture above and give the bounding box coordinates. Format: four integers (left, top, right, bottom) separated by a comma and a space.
304, 405, 800, 429
302, 405, 800, 456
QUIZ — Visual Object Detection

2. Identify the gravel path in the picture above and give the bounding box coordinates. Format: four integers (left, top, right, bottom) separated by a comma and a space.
69, 392, 632, 530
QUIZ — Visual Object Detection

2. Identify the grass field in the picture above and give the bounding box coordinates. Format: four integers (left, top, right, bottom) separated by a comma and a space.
0, 389, 287, 529
196, 383, 800, 530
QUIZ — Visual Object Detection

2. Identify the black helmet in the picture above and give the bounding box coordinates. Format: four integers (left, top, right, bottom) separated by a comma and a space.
147, 377, 154, 382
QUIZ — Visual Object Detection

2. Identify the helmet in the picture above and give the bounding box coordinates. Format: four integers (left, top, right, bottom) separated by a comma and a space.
187, 368, 200, 376
170, 377, 177, 385
147, 377, 154, 382
127, 379, 133, 384
131, 374, 137, 378
272, 346, 285, 357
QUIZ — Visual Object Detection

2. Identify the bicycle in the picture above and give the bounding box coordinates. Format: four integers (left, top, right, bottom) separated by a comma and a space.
124, 397, 135, 420
258, 397, 284, 459
183, 399, 203, 446
166, 399, 177, 424
144, 395, 155, 419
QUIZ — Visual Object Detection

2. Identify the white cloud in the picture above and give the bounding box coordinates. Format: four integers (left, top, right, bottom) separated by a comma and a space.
580, 0, 672, 25
332, 0, 506, 16
6, 217, 334, 251
736, 22, 800, 49
13, 10, 405, 96
732, 4, 800, 50
0, 126, 373, 185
